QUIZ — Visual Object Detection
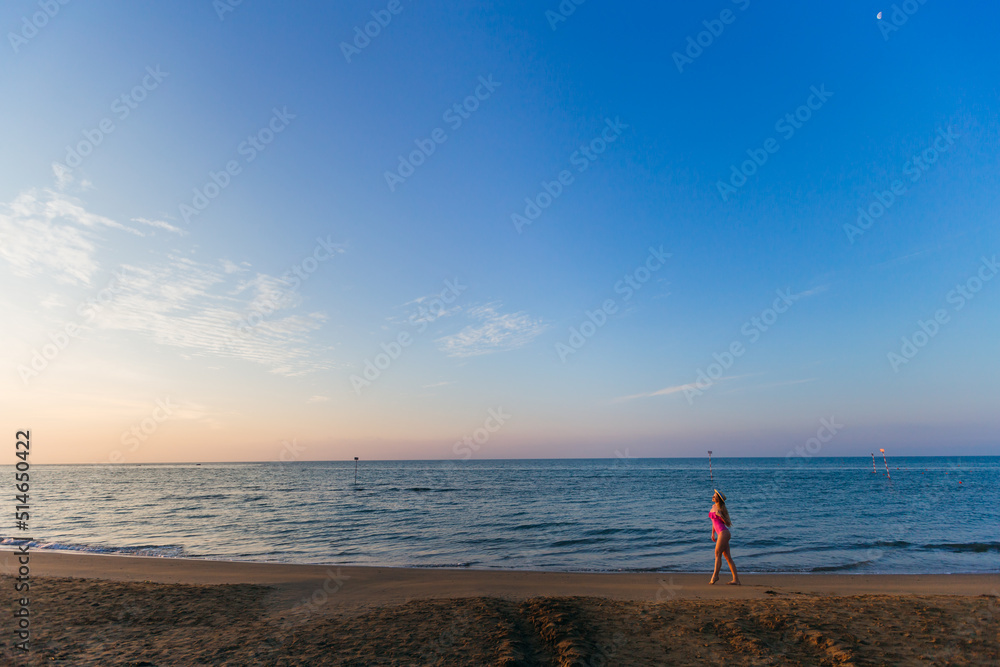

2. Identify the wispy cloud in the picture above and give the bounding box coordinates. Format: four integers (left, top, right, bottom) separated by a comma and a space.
613, 383, 693, 403
436, 302, 546, 358
306, 395, 330, 404
390, 285, 465, 327
221, 259, 248, 274
874, 248, 939, 269
792, 284, 829, 299
422, 380, 455, 388
0, 176, 337, 377
132, 217, 186, 236
0, 188, 140, 286
613, 374, 752, 403
52, 162, 91, 192
97, 256, 330, 376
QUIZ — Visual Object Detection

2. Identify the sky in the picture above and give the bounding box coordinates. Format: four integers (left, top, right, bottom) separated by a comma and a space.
1, 1, 998, 464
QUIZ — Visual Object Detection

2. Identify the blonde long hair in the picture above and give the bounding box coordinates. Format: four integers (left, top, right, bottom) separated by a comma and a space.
713, 491, 733, 527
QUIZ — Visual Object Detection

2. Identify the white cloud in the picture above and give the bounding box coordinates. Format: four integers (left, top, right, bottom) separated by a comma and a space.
40, 293, 66, 310
613, 374, 752, 403
613, 383, 694, 403
220, 259, 248, 274
96, 256, 331, 376
0, 178, 338, 377
132, 217, 186, 236
51, 162, 92, 192
792, 285, 829, 299
0, 188, 139, 286
52, 163, 74, 191
391, 287, 464, 327
436, 302, 546, 358
306, 395, 330, 403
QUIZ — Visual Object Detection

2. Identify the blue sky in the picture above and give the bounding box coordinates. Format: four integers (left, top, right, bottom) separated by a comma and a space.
2, 0, 998, 462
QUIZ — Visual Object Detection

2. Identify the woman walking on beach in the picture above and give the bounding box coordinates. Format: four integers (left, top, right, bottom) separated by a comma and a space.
709, 489, 741, 585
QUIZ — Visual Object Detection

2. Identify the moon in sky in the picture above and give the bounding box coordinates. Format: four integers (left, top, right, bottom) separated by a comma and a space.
877, 11, 883, 19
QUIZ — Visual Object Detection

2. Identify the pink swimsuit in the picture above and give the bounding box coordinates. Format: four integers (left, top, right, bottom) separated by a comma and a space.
709, 510, 729, 534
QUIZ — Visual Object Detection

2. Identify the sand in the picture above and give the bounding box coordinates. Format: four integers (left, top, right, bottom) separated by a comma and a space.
1, 551, 997, 665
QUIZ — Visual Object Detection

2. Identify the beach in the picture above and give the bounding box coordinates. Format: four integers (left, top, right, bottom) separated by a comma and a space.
2, 551, 997, 665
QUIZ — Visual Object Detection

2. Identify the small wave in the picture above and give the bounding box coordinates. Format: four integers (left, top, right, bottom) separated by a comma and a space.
743, 538, 782, 547
584, 527, 658, 537
754, 540, 913, 558
405, 487, 457, 493
811, 560, 874, 572
551, 537, 610, 547
1, 539, 185, 558
510, 522, 575, 531
920, 542, 1000, 553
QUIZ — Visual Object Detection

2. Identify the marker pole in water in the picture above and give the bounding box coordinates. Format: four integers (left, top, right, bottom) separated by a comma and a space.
872, 452, 877, 473
354, 456, 359, 484
880, 448, 890, 479
708, 450, 713, 480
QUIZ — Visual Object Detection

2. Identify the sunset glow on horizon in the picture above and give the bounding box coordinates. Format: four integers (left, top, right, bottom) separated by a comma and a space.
2, 1, 998, 464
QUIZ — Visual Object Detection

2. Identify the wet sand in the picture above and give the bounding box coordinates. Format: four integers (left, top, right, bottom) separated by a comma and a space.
1, 551, 997, 665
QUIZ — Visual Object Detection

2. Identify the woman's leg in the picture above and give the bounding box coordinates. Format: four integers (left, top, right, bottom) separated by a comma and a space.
721, 533, 740, 584
710, 537, 723, 583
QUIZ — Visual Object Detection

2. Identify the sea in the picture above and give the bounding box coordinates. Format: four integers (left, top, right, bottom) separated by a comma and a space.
3, 457, 998, 574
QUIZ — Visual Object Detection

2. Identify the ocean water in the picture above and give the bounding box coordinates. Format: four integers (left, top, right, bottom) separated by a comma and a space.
3, 457, 998, 574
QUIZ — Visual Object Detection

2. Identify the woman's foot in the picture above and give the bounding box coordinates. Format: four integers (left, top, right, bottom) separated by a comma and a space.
709, 576, 718, 585
727, 580, 741, 585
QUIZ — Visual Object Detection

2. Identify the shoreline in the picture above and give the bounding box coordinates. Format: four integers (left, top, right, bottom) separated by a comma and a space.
3, 551, 997, 664
5, 550, 997, 606
0, 544, 1000, 577
3, 546, 998, 577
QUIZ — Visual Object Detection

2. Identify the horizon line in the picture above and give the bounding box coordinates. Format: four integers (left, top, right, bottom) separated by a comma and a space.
15, 454, 993, 466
